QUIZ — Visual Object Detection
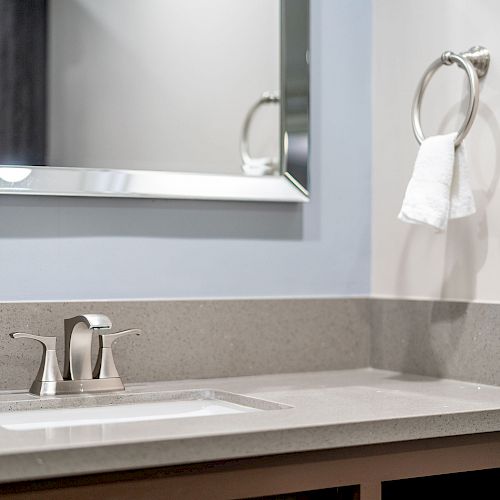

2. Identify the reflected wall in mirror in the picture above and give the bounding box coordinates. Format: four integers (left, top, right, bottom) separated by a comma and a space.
0, 0, 309, 201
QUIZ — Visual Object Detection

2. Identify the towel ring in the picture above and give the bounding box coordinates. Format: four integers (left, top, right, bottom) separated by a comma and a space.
240, 92, 280, 175
412, 46, 490, 147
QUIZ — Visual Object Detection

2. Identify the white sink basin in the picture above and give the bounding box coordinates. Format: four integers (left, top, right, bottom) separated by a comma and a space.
0, 389, 289, 431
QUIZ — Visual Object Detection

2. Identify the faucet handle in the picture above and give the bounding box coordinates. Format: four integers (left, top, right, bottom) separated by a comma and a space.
93, 329, 142, 379
11, 332, 57, 349
98, 329, 142, 348
10, 333, 63, 383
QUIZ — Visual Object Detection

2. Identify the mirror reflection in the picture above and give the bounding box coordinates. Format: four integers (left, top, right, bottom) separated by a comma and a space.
1, 0, 284, 176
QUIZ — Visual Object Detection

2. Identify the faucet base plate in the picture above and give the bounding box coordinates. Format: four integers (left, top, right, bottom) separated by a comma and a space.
30, 378, 125, 397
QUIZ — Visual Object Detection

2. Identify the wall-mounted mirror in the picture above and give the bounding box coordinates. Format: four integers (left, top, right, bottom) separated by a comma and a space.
0, 0, 309, 202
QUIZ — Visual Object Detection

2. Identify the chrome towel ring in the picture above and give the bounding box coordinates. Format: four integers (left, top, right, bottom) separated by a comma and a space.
240, 92, 280, 175
412, 46, 490, 147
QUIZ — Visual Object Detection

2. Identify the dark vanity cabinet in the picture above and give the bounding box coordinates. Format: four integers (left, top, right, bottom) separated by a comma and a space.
1, 432, 500, 499
249, 486, 360, 499
383, 468, 500, 499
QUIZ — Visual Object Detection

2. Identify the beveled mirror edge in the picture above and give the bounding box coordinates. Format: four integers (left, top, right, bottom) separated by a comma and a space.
280, 0, 310, 197
0, 0, 310, 203
0, 165, 308, 202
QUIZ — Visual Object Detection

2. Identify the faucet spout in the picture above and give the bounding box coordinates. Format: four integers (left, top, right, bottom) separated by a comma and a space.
63, 314, 111, 380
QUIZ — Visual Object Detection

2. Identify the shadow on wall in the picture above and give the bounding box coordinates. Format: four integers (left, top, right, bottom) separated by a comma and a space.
0, 195, 304, 240
441, 101, 500, 300
394, 97, 500, 301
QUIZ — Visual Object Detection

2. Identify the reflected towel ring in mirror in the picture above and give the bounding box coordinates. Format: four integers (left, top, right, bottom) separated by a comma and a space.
241, 92, 280, 176
411, 46, 490, 147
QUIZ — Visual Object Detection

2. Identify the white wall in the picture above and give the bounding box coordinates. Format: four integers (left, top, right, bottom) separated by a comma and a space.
0, 0, 372, 302
372, 0, 500, 302
48, 0, 279, 175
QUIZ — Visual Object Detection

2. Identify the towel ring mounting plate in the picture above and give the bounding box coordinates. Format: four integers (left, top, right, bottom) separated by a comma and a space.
412, 46, 490, 147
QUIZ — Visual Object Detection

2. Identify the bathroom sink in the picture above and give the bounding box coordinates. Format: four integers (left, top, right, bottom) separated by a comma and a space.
0, 389, 289, 431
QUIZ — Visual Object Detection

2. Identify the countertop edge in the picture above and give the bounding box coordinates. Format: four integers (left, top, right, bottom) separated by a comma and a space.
2, 408, 500, 484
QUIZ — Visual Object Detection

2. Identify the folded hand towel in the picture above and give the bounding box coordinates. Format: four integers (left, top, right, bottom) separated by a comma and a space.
398, 133, 476, 231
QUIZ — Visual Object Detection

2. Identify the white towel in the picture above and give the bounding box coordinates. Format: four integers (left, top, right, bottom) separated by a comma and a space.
398, 133, 476, 232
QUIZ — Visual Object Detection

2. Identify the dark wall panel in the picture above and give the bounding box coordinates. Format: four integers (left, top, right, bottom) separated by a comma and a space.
0, 0, 47, 165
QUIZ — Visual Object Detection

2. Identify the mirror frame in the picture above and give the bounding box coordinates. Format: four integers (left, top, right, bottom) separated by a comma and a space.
0, 0, 310, 203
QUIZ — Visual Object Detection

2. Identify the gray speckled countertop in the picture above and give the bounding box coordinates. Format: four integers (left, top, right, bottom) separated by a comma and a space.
1, 368, 500, 483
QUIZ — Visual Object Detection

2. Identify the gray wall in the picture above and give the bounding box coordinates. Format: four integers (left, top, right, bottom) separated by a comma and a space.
0, 0, 372, 301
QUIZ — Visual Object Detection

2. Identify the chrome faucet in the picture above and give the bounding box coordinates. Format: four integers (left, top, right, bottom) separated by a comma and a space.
10, 314, 141, 396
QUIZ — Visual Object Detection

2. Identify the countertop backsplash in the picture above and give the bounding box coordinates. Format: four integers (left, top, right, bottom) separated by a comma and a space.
0, 297, 498, 392
0, 298, 371, 391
